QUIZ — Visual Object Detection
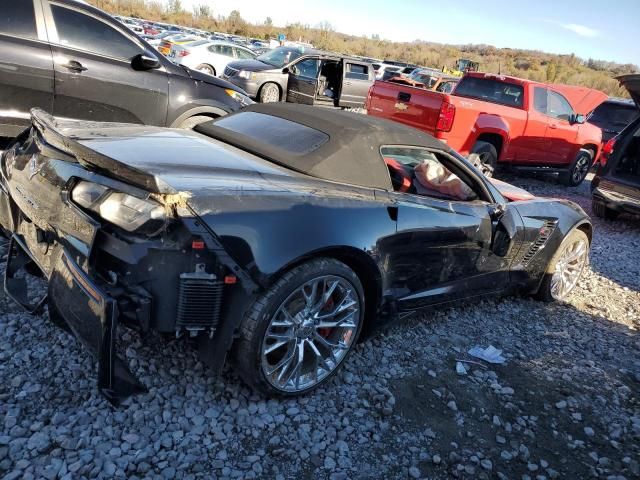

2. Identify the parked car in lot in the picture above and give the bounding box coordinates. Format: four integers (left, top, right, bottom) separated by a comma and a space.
387, 68, 458, 93
366, 72, 607, 185
223, 46, 374, 107
170, 40, 257, 77
588, 97, 639, 143
157, 34, 197, 56
0, 0, 252, 137
591, 75, 640, 219
0, 104, 592, 402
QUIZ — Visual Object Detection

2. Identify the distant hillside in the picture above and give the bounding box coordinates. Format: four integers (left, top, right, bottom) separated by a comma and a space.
90, 0, 637, 97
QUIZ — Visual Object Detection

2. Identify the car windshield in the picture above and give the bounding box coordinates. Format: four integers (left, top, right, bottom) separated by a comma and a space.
409, 70, 438, 87
257, 47, 305, 67
454, 76, 524, 108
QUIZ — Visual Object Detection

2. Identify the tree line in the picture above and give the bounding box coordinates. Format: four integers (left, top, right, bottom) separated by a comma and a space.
89, 0, 636, 97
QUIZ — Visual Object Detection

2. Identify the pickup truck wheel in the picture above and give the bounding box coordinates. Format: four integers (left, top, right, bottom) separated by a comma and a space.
591, 199, 620, 220
560, 150, 592, 187
232, 258, 364, 396
259, 83, 280, 103
469, 141, 498, 178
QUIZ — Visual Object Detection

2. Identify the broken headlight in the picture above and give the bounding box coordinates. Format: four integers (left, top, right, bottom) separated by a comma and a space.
71, 181, 166, 234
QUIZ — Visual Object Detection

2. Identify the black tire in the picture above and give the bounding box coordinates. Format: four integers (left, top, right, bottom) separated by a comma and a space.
259, 82, 280, 103
178, 115, 215, 130
535, 229, 589, 302
232, 258, 365, 396
196, 64, 216, 76
560, 149, 593, 187
591, 199, 620, 220
469, 141, 498, 178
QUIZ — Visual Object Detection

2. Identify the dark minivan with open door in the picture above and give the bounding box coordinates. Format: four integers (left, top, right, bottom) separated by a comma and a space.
222, 46, 374, 108
591, 75, 640, 220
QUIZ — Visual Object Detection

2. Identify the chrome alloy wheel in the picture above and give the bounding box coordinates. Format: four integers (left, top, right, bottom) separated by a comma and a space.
260, 275, 361, 393
550, 238, 588, 300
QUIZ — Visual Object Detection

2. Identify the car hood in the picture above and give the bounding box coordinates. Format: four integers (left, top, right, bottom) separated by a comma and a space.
488, 178, 535, 202
551, 84, 608, 115
226, 59, 279, 73
617, 74, 640, 107
179, 65, 247, 94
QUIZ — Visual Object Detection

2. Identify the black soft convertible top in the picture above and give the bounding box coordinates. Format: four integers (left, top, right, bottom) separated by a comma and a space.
196, 103, 450, 190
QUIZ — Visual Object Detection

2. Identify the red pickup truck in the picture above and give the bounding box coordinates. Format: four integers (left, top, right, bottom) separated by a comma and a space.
365, 72, 607, 186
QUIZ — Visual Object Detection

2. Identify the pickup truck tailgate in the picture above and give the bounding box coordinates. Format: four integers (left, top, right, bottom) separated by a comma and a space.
366, 81, 445, 136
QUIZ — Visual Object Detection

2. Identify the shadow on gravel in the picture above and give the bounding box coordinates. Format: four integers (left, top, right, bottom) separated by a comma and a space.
388, 299, 639, 480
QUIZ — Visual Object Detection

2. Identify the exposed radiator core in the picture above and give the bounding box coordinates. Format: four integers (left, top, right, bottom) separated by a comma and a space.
176, 272, 223, 334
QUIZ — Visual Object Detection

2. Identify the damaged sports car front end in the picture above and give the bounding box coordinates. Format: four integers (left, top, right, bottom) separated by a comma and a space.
0, 111, 261, 404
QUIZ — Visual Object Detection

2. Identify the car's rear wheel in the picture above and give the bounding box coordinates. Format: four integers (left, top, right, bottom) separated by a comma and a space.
232, 258, 364, 396
196, 64, 216, 76
536, 229, 589, 302
469, 141, 498, 178
259, 82, 280, 103
560, 149, 592, 186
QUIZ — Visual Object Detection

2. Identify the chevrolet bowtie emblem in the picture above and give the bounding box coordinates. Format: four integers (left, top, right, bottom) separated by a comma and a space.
394, 102, 408, 111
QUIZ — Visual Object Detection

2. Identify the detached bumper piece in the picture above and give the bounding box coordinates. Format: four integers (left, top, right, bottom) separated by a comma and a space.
176, 271, 224, 336
4, 236, 47, 314
49, 250, 146, 406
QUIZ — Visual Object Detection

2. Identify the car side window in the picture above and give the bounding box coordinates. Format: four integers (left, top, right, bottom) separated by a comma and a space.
209, 44, 233, 56
381, 146, 479, 202
291, 58, 320, 78
0, 0, 37, 39
235, 48, 254, 59
51, 5, 142, 60
533, 87, 548, 114
547, 90, 574, 121
345, 63, 370, 81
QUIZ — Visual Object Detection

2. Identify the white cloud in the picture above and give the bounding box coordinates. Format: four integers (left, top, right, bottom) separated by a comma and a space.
562, 23, 599, 37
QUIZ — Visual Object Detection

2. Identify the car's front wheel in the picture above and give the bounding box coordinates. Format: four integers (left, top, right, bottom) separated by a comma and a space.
536, 229, 589, 302
259, 82, 281, 103
233, 258, 364, 396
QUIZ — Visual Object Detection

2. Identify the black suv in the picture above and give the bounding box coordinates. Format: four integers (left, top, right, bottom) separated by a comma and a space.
0, 0, 252, 137
591, 75, 640, 220
588, 97, 639, 143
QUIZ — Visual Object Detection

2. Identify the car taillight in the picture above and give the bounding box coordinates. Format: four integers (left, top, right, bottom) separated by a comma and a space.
436, 101, 456, 132
600, 137, 616, 166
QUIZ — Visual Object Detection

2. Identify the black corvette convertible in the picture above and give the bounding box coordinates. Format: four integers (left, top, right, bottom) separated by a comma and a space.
0, 104, 592, 403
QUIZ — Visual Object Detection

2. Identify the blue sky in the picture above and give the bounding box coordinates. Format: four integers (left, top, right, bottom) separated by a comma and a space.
174, 0, 639, 65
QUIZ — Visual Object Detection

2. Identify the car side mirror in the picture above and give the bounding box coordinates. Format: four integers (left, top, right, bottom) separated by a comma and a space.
571, 113, 586, 125
282, 67, 290, 74
132, 52, 161, 71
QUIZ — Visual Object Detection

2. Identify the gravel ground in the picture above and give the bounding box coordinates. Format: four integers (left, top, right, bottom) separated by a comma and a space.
1, 173, 639, 480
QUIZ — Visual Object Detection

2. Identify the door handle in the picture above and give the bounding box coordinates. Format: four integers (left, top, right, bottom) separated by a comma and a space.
549, 123, 558, 129
345, 81, 352, 86
60, 60, 88, 72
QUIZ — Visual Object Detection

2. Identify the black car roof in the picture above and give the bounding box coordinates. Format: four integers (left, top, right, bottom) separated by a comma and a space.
196, 103, 449, 190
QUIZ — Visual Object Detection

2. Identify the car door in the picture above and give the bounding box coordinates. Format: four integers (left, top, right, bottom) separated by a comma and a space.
376, 146, 522, 311
543, 89, 579, 164
286, 57, 320, 105
0, 0, 54, 137
339, 61, 373, 108
514, 86, 552, 163
207, 43, 234, 76
43, 1, 169, 125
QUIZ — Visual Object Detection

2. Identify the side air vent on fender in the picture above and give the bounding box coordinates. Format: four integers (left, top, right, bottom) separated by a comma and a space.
521, 220, 557, 265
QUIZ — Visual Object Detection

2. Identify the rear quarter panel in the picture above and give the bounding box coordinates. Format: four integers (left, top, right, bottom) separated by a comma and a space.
366, 81, 445, 135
